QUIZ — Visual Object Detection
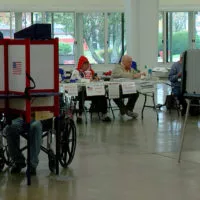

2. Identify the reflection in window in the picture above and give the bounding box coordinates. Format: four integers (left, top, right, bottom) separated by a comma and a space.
22, 12, 32, 28
32, 12, 43, 23
108, 13, 123, 63
158, 12, 163, 62
83, 13, 105, 64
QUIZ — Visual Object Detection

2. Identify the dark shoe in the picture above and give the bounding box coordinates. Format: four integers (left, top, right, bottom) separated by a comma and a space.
10, 163, 26, 174
102, 116, 111, 122
76, 116, 82, 124
126, 110, 138, 118
156, 104, 163, 109
119, 107, 126, 115
26, 166, 36, 176
181, 108, 186, 116
89, 104, 97, 113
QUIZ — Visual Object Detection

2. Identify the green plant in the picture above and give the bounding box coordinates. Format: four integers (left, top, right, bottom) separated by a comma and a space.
96, 48, 113, 58
172, 31, 188, 54
59, 43, 72, 55
158, 31, 189, 56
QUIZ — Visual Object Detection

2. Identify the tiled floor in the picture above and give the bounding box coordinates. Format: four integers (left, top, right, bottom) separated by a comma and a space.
1, 83, 200, 200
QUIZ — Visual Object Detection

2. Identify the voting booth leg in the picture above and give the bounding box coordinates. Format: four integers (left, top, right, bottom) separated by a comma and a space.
56, 117, 60, 175
26, 123, 31, 185
178, 99, 191, 163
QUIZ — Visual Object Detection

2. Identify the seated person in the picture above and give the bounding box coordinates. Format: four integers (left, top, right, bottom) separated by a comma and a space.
111, 55, 146, 118
71, 55, 111, 123
168, 53, 187, 115
5, 113, 42, 175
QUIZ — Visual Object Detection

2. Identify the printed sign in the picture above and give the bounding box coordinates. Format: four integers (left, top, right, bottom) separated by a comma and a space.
63, 83, 78, 96
121, 82, 136, 94
84, 70, 92, 79
108, 83, 120, 99
86, 83, 105, 96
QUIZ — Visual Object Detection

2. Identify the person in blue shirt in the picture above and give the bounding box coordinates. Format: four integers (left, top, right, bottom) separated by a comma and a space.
168, 53, 187, 115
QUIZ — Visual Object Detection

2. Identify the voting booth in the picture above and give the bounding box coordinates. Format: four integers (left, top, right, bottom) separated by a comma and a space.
7, 38, 59, 123
0, 40, 8, 111
178, 49, 200, 162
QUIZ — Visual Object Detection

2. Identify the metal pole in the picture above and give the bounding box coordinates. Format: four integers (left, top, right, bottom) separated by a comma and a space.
178, 99, 191, 163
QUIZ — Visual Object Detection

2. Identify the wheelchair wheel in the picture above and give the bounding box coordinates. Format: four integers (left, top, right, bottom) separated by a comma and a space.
59, 118, 76, 168
48, 149, 56, 173
4, 146, 12, 166
0, 148, 5, 171
0, 146, 12, 172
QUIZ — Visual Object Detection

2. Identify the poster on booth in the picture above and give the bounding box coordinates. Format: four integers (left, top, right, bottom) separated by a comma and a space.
86, 83, 105, 96
0, 45, 5, 92
30, 45, 54, 91
8, 45, 26, 93
121, 82, 136, 94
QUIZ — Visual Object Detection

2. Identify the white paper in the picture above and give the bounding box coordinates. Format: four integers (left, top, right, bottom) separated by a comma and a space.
63, 83, 78, 96
139, 81, 155, 93
86, 83, 105, 96
121, 82, 136, 94
108, 83, 120, 99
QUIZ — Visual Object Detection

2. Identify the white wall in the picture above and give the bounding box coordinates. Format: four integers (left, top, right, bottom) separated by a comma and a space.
0, 0, 124, 12
160, 0, 200, 10
1, 0, 200, 12
125, 0, 159, 70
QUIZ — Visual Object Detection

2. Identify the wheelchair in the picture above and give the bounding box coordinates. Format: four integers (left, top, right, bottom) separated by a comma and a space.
0, 94, 77, 173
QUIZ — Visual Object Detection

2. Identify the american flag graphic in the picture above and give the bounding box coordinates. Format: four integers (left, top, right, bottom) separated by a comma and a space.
12, 61, 22, 75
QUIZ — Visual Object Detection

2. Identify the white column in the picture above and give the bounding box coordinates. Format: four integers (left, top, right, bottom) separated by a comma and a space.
125, 0, 159, 70
15, 12, 22, 32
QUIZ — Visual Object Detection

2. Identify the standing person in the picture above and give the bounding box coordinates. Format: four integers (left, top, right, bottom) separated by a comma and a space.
111, 55, 146, 118
71, 55, 111, 123
168, 53, 187, 115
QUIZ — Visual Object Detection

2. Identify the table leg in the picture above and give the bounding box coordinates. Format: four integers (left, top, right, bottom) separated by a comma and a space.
141, 94, 147, 120
152, 92, 158, 121
26, 123, 31, 185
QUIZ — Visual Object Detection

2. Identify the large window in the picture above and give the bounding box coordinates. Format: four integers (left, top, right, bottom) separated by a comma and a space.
167, 12, 189, 62
0, 11, 125, 66
53, 12, 75, 65
0, 12, 13, 38
159, 11, 200, 63
195, 12, 200, 49
158, 13, 163, 62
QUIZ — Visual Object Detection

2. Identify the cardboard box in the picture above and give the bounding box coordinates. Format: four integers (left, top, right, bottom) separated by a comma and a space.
34, 111, 54, 121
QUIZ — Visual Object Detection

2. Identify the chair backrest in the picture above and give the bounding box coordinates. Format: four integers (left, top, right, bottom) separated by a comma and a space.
131, 61, 137, 70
